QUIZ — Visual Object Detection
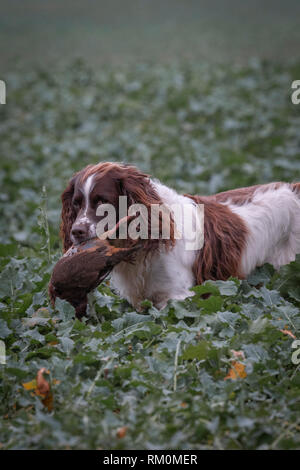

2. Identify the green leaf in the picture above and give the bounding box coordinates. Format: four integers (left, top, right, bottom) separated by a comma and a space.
249, 317, 269, 334
59, 337, 75, 355
55, 298, 76, 321
182, 341, 213, 361
214, 280, 239, 296
0, 319, 12, 339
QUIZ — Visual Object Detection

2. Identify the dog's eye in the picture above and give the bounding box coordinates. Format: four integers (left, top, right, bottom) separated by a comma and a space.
93, 195, 107, 206
73, 198, 81, 208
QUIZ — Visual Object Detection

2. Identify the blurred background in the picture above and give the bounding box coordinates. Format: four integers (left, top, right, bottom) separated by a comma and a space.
1, 0, 300, 70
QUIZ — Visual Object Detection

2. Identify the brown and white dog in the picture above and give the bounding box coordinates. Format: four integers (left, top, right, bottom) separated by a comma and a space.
60, 162, 300, 309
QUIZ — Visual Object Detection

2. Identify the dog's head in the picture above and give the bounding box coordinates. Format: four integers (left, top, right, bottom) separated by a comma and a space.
60, 162, 174, 253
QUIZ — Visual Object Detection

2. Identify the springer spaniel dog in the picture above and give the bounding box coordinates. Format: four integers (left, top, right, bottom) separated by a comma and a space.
60, 162, 300, 310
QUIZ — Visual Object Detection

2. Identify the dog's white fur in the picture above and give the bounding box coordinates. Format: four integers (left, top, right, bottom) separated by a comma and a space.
227, 184, 300, 274
111, 180, 199, 308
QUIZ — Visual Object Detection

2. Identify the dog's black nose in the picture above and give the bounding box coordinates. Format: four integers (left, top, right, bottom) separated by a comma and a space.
71, 224, 89, 243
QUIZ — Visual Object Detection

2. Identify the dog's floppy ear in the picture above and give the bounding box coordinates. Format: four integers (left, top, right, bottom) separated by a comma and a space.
117, 165, 175, 252
60, 175, 77, 252
118, 166, 158, 207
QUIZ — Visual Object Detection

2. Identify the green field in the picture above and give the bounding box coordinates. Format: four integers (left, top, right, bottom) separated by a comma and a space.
0, 1, 300, 450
